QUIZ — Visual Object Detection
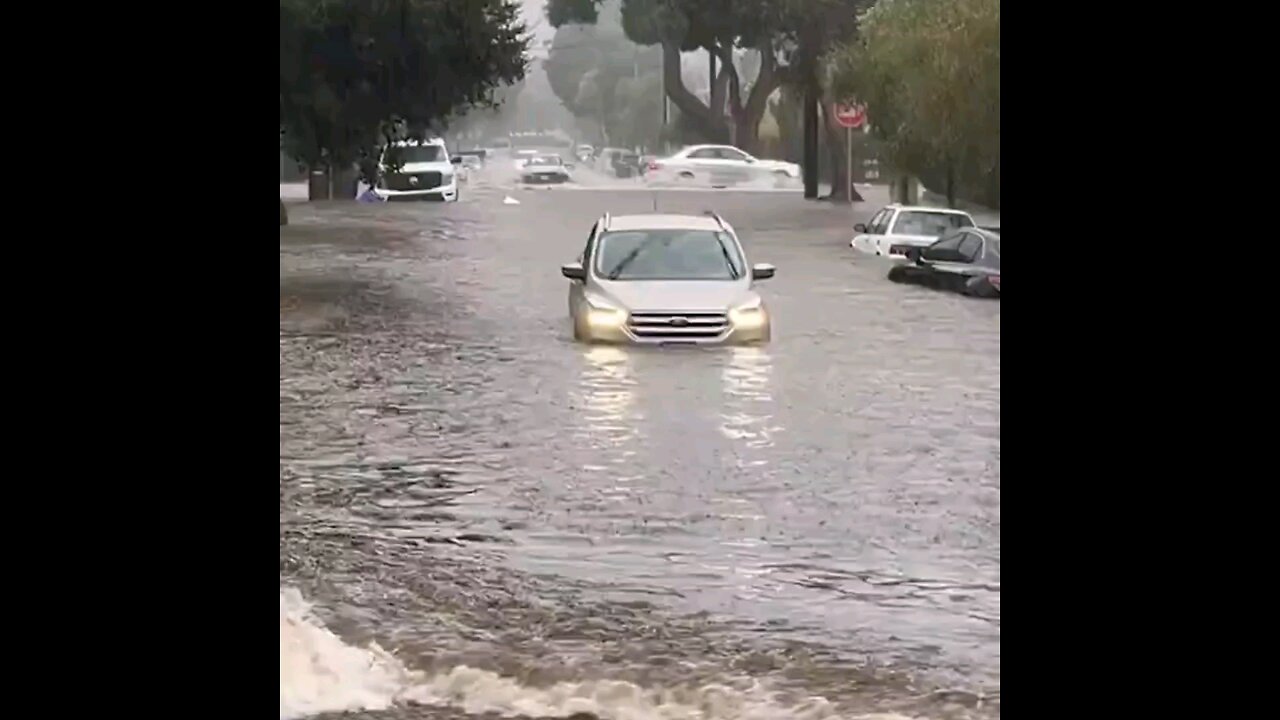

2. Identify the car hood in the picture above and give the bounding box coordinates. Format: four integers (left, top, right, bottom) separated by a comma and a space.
594, 280, 754, 313
524, 166, 567, 173
385, 161, 453, 174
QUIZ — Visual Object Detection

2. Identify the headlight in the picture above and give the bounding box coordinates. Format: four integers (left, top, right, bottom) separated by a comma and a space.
585, 298, 626, 328
729, 297, 766, 327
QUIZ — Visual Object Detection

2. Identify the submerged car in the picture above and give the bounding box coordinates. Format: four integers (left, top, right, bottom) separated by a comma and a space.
560, 213, 775, 345
521, 155, 571, 184
887, 227, 1000, 298
375, 138, 459, 202
644, 144, 801, 187
850, 205, 975, 257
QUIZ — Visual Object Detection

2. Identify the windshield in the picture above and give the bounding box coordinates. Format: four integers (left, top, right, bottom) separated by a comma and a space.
384, 145, 443, 165
892, 211, 974, 236
595, 230, 745, 281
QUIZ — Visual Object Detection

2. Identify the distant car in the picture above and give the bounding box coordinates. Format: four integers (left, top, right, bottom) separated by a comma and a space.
612, 151, 641, 178
375, 138, 459, 202
520, 155, 571, 184
850, 205, 975, 257
888, 228, 1000, 298
645, 144, 801, 187
560, 212, 776, 345
453, 149, 486, 167
575, 144, 594, 163
594, 148, 630, 175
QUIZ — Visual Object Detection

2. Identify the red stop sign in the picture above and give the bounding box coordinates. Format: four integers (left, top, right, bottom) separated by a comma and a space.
834, 104, 867, 129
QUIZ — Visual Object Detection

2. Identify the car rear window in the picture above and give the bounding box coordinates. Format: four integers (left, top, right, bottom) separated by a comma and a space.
892, 211, 973, 236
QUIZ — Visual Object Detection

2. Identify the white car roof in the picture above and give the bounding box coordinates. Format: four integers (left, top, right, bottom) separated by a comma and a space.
604, 214, 726, 232
679, 144, 746, 154
887, 205, 973, 216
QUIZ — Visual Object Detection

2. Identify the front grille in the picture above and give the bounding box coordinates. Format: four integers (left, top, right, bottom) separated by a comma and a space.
627, 312, 729, 340
384, 171, 442, 191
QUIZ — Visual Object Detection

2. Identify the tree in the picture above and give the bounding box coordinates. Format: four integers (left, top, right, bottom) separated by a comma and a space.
280, 0, 528, 195
833, 0, 1000, 208
544, 1, 661, 148
546, 0, 791, 154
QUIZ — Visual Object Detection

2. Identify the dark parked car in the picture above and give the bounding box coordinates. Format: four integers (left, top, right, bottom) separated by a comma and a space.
887, 227, 1000, 298
612, 151, 641, 178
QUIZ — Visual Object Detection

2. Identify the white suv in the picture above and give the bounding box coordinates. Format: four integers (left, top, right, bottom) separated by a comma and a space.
373, 138, 459, 202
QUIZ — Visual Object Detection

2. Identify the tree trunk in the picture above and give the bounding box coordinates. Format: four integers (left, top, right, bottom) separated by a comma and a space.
662, 43, 728, 143
802, 81, 819, 199
945, 163, 956, 208
717, 42, 779, 157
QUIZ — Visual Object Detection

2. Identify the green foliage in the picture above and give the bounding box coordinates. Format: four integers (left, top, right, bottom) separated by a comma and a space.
834, 0, 999, 207
280, 0, 528, 172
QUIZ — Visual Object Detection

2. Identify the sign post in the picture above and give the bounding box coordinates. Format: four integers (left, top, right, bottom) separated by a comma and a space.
833, 103, 867, 205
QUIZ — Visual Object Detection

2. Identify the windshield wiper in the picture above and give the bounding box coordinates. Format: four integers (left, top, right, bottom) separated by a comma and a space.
606, 238, 663, 280
715, 237, 741, 279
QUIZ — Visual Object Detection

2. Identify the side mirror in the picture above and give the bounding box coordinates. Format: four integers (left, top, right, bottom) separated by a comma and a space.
751, 263, 776, 280
450, 157, 462, 165
854, 223, 867, 233
561, 262, 586, 280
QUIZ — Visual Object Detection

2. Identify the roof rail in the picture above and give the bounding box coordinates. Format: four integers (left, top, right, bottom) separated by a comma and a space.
601, 212, 611, 231
703, 210, 726, 230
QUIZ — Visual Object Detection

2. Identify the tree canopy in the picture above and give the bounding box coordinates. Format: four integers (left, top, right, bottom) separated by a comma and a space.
544, 1, 662, 148
833, 0, 999, 207
280, 0, 528, 172
545, 0, 865, 153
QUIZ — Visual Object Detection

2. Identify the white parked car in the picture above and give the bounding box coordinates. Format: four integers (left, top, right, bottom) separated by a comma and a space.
371, 138, 459, 202
850, 205, 976, 257
645, 144, 801, 187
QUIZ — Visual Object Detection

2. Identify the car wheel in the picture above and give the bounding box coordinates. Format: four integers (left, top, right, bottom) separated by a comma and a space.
887, 266, 906, 283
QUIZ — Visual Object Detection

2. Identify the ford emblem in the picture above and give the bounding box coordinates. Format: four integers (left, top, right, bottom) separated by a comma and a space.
668, 317, 688, 327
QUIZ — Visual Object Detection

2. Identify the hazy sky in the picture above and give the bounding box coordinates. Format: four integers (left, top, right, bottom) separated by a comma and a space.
520, 0, 552, 42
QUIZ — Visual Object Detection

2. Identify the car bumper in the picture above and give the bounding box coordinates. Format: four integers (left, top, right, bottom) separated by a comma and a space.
378, 182, 458, 201
576, 313, 771, 346
522, 174, 568, 184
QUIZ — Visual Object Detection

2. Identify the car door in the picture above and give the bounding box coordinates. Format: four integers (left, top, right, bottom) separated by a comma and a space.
680, 147, 720, 181
568, 222, 598, 317
853, 208, 891, 254
714, 147, 756, 184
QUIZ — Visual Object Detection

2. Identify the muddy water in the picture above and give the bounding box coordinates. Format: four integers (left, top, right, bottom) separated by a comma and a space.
280, 186, 999, 719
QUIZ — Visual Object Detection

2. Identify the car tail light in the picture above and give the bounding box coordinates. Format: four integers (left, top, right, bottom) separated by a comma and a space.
648, 161, 662, 171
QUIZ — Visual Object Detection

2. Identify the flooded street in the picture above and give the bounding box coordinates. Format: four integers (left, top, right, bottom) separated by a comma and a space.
280, 181, 1000, 720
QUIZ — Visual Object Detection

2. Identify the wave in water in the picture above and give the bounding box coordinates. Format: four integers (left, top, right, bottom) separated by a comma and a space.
280, 588, 922, 720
